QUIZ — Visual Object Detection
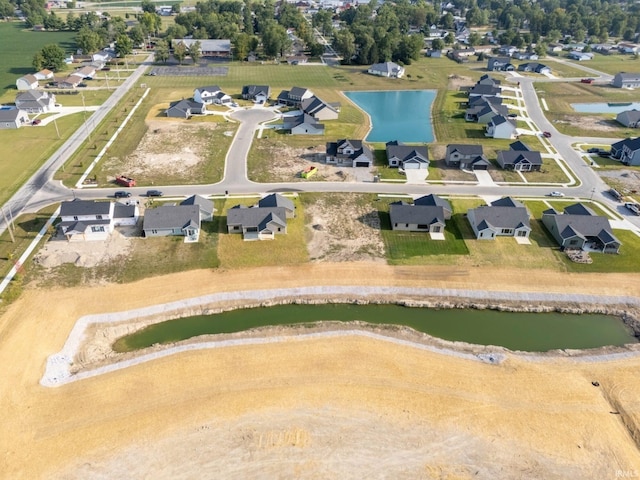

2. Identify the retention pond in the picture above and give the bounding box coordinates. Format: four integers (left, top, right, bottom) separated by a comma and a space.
113, 304, 637, 353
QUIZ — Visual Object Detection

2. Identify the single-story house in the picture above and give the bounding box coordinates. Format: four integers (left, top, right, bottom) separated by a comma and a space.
487, 57, 514, 71
616, 110, 640, 128
498, 45, 518, 56
468, 84, 501, 98
612, 72, 640, 89
389, 202, 446, 235
283, 113, 324, 135
513, 52, 539, 60
166, 99, 205, 118
241, 85, 270, 103
445, 144, 490, 170
509, 140, 531, 151
226, 205, 288, 240
171, 39, 231, 58
33, 69, 54, 80
386, 141, 429, 169
277, 86, 314, 107
258, 193, 295, 218
367, 61, 405, 78
620, 137, 640, 166
301, 96, 339, 121
180, 195, 215, 222
15, 90, 56, 113
0, 108, 29, 129
568, 51, 593, 61
496, 150, 543, 171
476, 74, 501, 87
618, 43, 640, 54
72, 65, 96, 79
193, 86, 232, 105
55, 75, 82, 89
143, 205, 201, 242
326, 139, 373, 167
486, 115, 517, 139
518, 62, 551, 74
466, 100, 509, 123
467, 197, 531, 240
16, 74, 39, 91
542, 203, 621, 253
58, 199, 138, 241
413, 194, 452, 219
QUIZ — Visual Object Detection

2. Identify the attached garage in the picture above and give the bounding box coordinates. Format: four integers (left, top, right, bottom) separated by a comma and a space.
355, 161, 371, 167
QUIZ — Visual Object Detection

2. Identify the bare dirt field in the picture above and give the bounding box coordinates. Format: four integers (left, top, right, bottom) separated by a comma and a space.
2, 264, 640, 479
599, 168, 640, 193
555, 115, 620, 133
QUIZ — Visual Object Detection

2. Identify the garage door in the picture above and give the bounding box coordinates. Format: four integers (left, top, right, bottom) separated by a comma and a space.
473, 164, 488, 170
355, 161, 370, 167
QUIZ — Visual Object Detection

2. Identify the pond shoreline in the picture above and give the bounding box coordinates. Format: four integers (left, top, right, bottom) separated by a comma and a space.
41, 286, 640, 387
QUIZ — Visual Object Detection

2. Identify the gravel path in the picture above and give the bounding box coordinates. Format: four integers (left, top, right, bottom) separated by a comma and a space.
41, 286, 640, 387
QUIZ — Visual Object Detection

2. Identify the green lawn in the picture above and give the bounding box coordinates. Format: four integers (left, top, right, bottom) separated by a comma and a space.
578, 52, 640, 76
0, 22, 76, 95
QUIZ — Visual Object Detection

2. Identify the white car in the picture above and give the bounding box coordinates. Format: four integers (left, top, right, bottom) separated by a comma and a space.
547, 191, 565, 197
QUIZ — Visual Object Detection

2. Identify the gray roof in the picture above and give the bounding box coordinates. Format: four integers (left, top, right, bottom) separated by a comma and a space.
469, 84, 501, 96
369, 61, 402, 74
386, 142, 429, 163
327, 139, 373, 161
283, 113, 323, 129
227, 206, 287, 229
545, 205, 620, 244
621, 137, 640, 152
509, 140, 530, 151
113, 204, 136, 219
180, 195, 215, 215
172, 39, 231, 52
446, 144, 484, 156
497, 150, 542, 167
290, 86, 311, 98
617, 110, 640, 124
489, 114, 516, 127
413, 194, 452, 218
60, 200, 111, 217
471, 203, 530, 230
143, 205, 200, 230
301, 96, 338, 116
491, 197, 524, 208
389, 204, 445, 226
563, 203, 595, 216
468, 95, 502, 107
0, 108, 25, 122
195, 85, 221, 94
258, 193, 294, 211
615, 72, 640, 81
242, 85, 270, 97
167, 99, 204, 116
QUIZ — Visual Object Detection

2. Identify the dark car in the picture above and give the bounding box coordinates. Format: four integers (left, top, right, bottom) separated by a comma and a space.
31, 118, 41, 125
78, 83, 87, 88
542, 131, 552, 138
598, 151, 611, 158
146, 189, 163, 197
114, 191, 131, 198
587, 147, 600, 153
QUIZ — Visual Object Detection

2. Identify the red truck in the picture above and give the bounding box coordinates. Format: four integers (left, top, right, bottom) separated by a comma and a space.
115, 175, 136, 187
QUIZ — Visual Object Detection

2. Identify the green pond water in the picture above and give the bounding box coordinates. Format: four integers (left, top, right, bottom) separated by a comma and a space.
113, 304, 637, 353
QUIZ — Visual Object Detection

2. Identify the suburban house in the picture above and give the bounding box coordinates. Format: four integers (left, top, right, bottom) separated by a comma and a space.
498, 45, 518, 56
367, 61, 405, 78
180, 195, 215, 222
16, 74, 39, 91
618, 43, 640, 54
542, 203, 622, 253
301, 96, 339, 121
487, 57, 514, 71
143, 205, 201, 242
55, 75, 82, 89
72, 65, 96, 79
277, 87, 314, 107
509, 140, 531, 151
286, 55, 308, 65
34, 69, 54, 81
241, 85, 270, 103
616, 110, 640, 128
477, 74, 501, 87
414, 193, 452, 219
389, 201, 447, 236
468, 84, 501, 98
58, 199, 139, 241
486, 115, 517, 139
15, 90, 56, 113
171, 39, 231, 58
166, 99, 205, 118
0, 108, 29, 129
467, 94, 502, 109
513, 52, 539, 60
611, 138, 634, 159
283, 113, 324, 135
467, 197, 531, 240
517, 63, 551, 74
445, 144, 490, 170
226, 196, 290, 241
612, 73, 640, 89
465, 99, 509, 123
325, 139, 374, 167
619, 137, 640, 166
568, 51, 594, 61
496, 150, 542, 171
193, 86, 232, 105
386, 141, 429, 169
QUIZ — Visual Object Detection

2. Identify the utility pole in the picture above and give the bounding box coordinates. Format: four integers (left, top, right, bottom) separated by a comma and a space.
1, 207, 15, 243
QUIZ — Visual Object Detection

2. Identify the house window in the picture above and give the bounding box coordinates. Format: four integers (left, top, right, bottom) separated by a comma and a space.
73, 216, 78, 220
233, 226, 240, 230
96, 215, 103, 220
432, 226, 441, 232
569, 239, 579, 245
501, 228, 513, 234
91, 226, 105, 233
417, 224, 428, 229
517, 231, 527, 237
247, 227, 258, 232
152, 229, 158, 234
405, 224, 409, 228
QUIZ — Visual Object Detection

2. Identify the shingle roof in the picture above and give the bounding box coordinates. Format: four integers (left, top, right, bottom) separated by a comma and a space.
227, 206, 287, 229
143, 205, 200, 230
471, 204, 530, 230
258, 193, 294, 212
446, 144, 484, 156
180, 195, 215, 215
60, 200, 111, 217
389, 204, 445, 226
496, 150, 542, 167
386, 142, 429, 163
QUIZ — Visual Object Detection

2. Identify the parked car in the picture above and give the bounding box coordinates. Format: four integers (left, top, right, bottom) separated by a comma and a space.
147, 72, 157, 76
625, 202, 640, 215
587, 147, 600, 153
114, 191, 131, 198
146, 189, 163, 197
608, 188, 624, 202
31, 118, 41, 125
542, 131, 552, 138
580, 78, 594, 84
598, 151, 611, 158
78, 83, 87, 88
547, 191, 565, 197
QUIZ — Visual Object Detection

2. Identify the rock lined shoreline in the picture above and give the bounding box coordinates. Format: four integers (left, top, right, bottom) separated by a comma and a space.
40, 286, 640, 387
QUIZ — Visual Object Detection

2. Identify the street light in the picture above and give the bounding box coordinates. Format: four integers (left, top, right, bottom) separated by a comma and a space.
590, 187, 596, 200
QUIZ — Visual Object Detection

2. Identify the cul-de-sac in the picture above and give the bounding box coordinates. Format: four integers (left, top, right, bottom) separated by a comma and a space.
3, 1, 640, 477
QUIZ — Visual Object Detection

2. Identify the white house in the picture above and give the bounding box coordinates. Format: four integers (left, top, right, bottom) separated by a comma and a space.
58, 200, 139, 241
193, 86, 232, 105
15, 90, 56, 113
486, 115, 517, 139
0, 108, 30, 129
367, 61, 405, 78
16, 74, 39, 91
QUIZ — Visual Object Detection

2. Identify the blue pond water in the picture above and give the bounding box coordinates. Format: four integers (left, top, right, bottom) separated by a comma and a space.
344, 90, 436, 143
572, 102, 640, 113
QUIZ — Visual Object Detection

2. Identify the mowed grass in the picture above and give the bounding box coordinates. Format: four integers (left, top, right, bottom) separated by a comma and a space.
0, 22, 76, 94
578, 52, 640, 76
217, 196, 309, 268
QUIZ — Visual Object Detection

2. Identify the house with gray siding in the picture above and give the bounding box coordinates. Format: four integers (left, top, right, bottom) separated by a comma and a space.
385, 141, 429, 169
616, 110, 640, 128
226, 206, 288, 240
612, 72, 640, 89
166, 99, 205, 118
15, 90, 56, 113
283, 113, 325, 135
620, 137, 640, 166
487, 57, 514, 71
326, 139, 373, 167
241, 85, 270, 103
467, 197, 531, 240
180, 195, 215, 222
542, 203, 621, 253
0, 108, 29, 129
496, 150, 543, 171
389, 202, 446, 236
486, 115, 517, 139
445, 144, 490, 170
143, 205, 201, 242
413, 194, 452, 219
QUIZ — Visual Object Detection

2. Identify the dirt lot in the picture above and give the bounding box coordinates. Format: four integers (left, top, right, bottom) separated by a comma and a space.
554, 114, 620, 133
2, 265, 640, 479
599, 168, 640, 193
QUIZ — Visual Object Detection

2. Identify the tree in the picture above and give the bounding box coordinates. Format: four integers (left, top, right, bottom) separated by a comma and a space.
312, 9, 333, 36
141, 0, 156, 14
309, 42, 325, 57
0, 0, 14, 18
154, 39, 169, 63
165, 24, 187, 43
187, 40, 201, 64
444, 32, 454, 45
261, 21, 289, 58
115, 34, 133, 57
173, 41, 187, 64
76, 26, 102, 54
333, 28, 355, 64
33, 44, 66, 71
431, 37, 444, 51
129, 24, 145, 47
234, 32, 258, 60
